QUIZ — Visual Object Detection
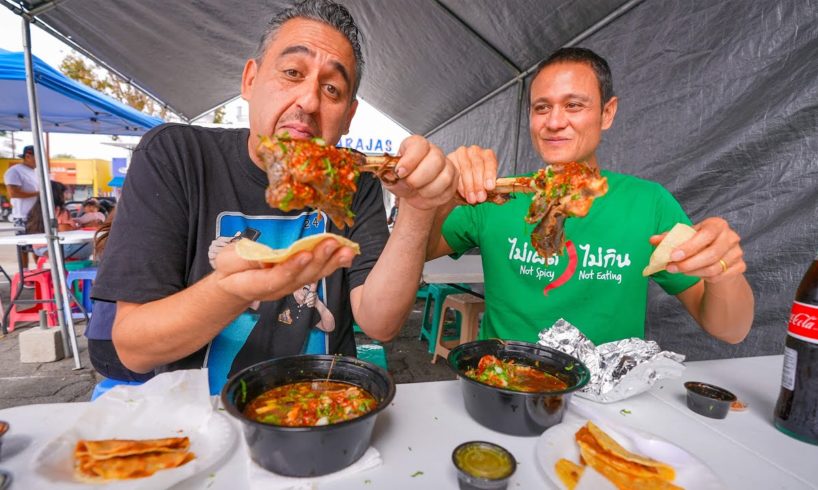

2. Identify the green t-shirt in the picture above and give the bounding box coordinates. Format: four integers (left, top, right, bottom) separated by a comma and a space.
441, 170, 699, 345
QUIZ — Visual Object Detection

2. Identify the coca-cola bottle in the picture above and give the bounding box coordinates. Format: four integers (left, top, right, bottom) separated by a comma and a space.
774, 258, 818, 445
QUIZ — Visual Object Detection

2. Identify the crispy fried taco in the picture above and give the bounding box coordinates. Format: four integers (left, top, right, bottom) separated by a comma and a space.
554, 421, 681, 490
74, 437, 195, 482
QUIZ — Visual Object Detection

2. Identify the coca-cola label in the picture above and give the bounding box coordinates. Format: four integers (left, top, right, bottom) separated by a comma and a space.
788, 301, 818, 344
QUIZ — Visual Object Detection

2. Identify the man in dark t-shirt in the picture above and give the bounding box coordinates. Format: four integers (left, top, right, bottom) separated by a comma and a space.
93, 1, 458, 394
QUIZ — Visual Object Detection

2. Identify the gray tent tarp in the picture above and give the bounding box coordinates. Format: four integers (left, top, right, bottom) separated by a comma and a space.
5, 0, 816, 361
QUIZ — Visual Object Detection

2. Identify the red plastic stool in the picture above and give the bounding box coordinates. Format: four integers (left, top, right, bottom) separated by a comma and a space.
8, 269, 58, 332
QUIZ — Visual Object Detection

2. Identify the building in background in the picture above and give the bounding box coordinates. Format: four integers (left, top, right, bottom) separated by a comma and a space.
0, 156, 115, 202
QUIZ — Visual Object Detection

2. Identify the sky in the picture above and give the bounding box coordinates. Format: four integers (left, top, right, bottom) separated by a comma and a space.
0, 6, 409, 161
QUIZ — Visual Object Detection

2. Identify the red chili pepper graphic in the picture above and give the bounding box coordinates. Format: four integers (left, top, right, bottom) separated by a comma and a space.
544, 240, 577, 295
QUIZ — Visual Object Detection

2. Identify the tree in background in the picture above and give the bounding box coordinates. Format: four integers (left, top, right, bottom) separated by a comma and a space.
60, 53, 169, 120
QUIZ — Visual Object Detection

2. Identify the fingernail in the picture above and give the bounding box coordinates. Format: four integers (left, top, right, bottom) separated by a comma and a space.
396, 166, 407, 178
468, 192, 476, 203
667, 265, 678, 273
671, 250, 685, 261
298, 255, 310, 266
485, 178, 495, 189
478, 190, 487, 201
341, 258, 353, 268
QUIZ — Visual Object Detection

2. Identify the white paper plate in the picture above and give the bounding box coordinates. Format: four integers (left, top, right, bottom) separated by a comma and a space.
32, 407, 237, 489
536, 418, 726, 490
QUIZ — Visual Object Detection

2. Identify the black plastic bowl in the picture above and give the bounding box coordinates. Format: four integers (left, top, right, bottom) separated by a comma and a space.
448, 340, 590, 436
221, 354, 395, 477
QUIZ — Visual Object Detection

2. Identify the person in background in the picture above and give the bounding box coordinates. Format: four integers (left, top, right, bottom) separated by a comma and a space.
26, 180, 92, 261
4, 145, 40, 268
73, 198, 106, 229
86, 209, 154, 383
427, 47, 753, 346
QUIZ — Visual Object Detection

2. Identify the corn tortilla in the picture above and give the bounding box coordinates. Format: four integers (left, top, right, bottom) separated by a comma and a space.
642, 223, 696, 276
235, 233, 360, 264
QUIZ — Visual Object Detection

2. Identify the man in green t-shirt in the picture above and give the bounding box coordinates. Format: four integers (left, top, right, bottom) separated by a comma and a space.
427, 47, 754, 346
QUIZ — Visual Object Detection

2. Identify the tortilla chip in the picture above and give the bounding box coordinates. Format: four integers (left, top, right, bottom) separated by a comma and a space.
555, 458, 585, 490
235, 233, 361, 264
73, 437, 195, 482
642, 223, 696, 276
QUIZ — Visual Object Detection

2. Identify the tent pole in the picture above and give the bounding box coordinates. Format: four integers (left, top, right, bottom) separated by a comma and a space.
21, 16, 82, 370
511, 80, 524, 175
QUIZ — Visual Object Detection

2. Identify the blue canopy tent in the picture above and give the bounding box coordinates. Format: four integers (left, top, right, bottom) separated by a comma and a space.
0, 39, 162, 368
0, 48, 162, 135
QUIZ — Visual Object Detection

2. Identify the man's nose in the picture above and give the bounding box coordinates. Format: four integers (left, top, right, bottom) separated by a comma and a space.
294, 77, 321, 114
545, 106, 568, 130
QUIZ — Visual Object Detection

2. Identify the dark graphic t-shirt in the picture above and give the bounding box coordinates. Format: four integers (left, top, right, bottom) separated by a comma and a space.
93, 124, 389, 393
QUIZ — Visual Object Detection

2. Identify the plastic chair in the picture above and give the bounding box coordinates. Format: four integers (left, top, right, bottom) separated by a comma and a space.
66, 266, 98, 315
91, 378, 145, 401
419, 283, 469, 353
8, 269, 58, 332
352, 322, 388, 370
416, 283, 430, 300
357, 343, 388, 370
431, 293, 485, 364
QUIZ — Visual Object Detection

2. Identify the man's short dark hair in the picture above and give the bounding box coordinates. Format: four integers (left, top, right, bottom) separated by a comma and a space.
529, 47, 615, 109
254, 0, 365, 100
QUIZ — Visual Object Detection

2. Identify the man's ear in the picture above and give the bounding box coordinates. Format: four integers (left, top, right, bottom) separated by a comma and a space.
601, 96, 618, 131
341, 99, 359, 135
240, 58, 258, 101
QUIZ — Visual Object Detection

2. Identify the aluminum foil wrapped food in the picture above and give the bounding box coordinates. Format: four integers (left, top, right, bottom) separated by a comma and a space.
538, 319, 685, 403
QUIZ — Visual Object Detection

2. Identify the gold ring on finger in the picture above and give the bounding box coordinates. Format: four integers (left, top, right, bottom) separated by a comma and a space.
719, 259, 728, 273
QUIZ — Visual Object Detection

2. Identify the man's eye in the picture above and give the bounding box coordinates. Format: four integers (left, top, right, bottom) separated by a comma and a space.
324, 84, 339, 97
283, 69, 300, 78
533, 104, 550, 113
566, 103, 584, 110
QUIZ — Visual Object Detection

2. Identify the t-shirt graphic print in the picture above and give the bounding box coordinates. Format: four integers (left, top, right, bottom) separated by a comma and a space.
204, 210, 333, 394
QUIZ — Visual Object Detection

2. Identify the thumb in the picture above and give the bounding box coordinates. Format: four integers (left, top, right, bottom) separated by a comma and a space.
649, 232, 667, 246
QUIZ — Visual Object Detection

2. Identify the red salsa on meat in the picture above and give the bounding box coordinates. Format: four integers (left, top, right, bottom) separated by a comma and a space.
243, 381, 378, 427
464, 355, 568, 393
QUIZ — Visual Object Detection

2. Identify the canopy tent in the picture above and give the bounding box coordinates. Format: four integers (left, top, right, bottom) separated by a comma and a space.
0, 48, 162, 135
4, 0, 816, 361
0, 21, 162, 368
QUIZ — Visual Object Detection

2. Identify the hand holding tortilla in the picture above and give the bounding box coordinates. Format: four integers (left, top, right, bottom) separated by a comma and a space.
643, 223, 697, 276
212, 234, 359, 304
645, 218, 747, 284
234, 233, 360, 264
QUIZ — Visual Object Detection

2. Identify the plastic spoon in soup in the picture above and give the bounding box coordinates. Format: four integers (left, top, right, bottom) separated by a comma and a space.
312, 355, 339, 392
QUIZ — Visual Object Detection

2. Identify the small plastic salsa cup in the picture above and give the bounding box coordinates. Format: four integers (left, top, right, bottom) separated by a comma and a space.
684, 381, 736, 419
452, 441, 516, 490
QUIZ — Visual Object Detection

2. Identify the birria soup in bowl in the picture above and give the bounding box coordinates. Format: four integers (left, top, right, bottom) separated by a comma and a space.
221, 354, 395, 477
448, 339, 590, 436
